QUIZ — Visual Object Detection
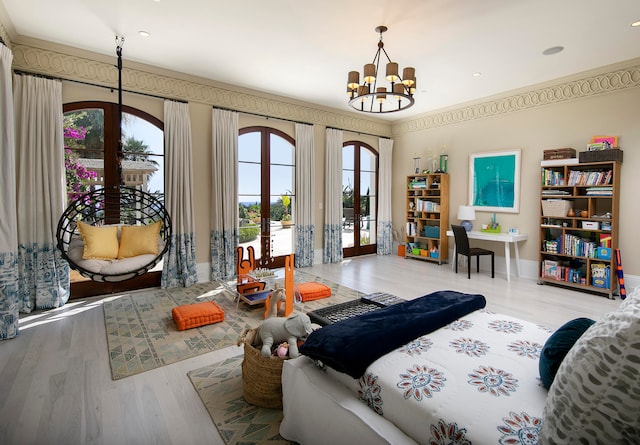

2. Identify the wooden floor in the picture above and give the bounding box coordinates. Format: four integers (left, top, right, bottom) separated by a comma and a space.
0, 254, 620, 445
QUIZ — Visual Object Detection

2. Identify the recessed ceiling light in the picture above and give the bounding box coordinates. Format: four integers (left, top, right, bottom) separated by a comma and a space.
139, 31, 151, 37
543, 46, 564, 56
632, 20, 640, 27
472, 72, 481, 77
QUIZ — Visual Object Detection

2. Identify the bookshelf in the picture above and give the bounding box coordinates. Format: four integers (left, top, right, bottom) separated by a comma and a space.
538, 160, 621, 298
405, 173, 449, 265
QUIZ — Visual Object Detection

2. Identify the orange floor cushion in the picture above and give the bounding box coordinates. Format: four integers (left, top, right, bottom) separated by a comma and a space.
295, 282, 332, 302
172, 301, 225, 331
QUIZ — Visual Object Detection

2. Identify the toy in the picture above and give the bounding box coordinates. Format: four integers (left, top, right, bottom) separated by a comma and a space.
257, 312, 313, 358
275, 342, 289, 358
264, 282, 286, 319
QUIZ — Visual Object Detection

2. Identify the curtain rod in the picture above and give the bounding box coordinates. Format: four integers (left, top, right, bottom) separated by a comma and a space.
13, 69, 187, 104
213, 105, 312, 126
213, 105, 389, 139
326, 126, 390, 140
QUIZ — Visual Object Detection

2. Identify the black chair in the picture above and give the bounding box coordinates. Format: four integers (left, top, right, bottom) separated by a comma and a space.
451, 225, 494, 279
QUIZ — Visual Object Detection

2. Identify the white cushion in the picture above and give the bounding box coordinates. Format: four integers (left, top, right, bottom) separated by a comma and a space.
540, 288, 640, 443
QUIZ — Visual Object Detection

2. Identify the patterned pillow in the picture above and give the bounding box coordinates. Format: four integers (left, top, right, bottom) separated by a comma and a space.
538, 317, 595, 389
540, 289, 640, 443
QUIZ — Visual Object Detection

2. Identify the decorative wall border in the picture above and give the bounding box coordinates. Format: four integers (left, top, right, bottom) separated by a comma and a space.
0, 21, 10, 47
10, 43, 392, 137
9, 41, 640, 139
393, 63, 640, 136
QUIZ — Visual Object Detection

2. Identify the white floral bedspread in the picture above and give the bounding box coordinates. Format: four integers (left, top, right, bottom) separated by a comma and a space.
326, 309, 552, 445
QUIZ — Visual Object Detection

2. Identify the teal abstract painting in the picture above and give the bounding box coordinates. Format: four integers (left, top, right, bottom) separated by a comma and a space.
469, 150, 521, 213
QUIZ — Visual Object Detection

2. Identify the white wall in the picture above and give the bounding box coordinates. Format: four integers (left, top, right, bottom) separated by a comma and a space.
392, 86, 640, 286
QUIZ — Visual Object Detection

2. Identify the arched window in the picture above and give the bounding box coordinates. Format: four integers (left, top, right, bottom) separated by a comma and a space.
238, 126, 295, 268
343, 141, 378, 257
62, 101, 164, 295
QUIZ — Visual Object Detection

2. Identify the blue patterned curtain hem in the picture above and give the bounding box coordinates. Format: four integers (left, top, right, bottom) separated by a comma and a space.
295, 224, 314, 268
162, 233, 198, 288
377, 220, 393, 255
210, 229, 237, 280
17, 242, 69, 313
323, 224, 343, 264
0, 251, 19, 340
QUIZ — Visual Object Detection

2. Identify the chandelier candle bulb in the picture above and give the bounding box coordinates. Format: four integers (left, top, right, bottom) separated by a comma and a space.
363, 64, 376, 83
347, 71, 360, 89
386, 62, 399, 81
402, 67, 415, 86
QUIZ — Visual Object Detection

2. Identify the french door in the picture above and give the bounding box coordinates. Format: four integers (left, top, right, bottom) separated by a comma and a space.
343, 141, 378, 257
238, 127, 295, 268
63, 101, 164, 297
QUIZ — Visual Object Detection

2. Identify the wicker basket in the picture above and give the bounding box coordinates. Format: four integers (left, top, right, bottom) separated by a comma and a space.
241, 329, 285, 409
542, 200, 573, 217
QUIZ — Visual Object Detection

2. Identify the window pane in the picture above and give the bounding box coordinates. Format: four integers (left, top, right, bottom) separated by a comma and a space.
239, 132, 261, 162
239, 162, 261, 196
63, 108, 103, 202
270, 134, 294, 165
122, 113, 164, 194
343, 144, 355, 170
360, 149, 376, 172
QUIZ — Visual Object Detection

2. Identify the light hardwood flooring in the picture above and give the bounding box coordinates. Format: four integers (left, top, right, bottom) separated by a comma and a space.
0, 254, 620, 445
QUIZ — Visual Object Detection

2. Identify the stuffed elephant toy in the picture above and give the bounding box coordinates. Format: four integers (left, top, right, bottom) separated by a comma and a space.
258, 312, 313, 358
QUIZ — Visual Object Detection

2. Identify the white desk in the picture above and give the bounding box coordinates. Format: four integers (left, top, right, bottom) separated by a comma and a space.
446, 230, 528, 282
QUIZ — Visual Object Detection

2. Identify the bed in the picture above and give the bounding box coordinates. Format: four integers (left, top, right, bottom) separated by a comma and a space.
280, 291, 549, 444
280, 289, 640, 444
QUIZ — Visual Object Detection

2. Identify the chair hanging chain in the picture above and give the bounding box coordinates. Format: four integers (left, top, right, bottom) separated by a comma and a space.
116, 36, 125, 186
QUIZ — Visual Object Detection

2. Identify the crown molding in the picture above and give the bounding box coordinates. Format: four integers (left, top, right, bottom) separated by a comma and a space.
393, 60, 640, 136
0, 20, 10, 47
10, 42, 392, 137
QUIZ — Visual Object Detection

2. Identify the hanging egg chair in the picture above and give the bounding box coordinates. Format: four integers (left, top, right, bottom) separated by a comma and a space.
56, 37, 171, 283
56, 186, 172, 282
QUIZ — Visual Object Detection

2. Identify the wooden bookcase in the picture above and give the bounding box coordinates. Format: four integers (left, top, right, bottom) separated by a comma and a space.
405, 173, 449, 265
538, 160, 621, 298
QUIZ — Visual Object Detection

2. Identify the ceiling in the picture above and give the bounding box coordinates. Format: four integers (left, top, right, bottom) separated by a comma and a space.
2, 0, 640, 121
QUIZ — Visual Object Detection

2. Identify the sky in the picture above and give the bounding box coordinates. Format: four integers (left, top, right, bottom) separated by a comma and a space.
123, 114, 164, 193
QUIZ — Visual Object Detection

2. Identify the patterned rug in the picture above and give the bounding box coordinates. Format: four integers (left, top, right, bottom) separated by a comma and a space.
188, 355, 294, 445
103, 271, 361, 380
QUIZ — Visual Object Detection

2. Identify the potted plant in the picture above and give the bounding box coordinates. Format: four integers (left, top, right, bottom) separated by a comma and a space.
281, 193, 293, 228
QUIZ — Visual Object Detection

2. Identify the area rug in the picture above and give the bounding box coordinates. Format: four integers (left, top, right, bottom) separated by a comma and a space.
103, 272, 361, 380
187, 354, 294, 445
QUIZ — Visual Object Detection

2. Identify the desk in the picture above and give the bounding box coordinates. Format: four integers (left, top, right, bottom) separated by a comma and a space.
446, 230, 528, 282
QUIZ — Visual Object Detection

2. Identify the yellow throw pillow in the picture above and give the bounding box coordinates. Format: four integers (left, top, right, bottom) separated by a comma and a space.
77, 221, 119, 260
118, 221, 162, 259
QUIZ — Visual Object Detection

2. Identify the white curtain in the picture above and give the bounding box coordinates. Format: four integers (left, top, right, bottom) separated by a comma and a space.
294, 123, 315, 267
210, 108, 238, 280
323, 128, 343, 263
14, 74, 69, 313
161, 100, 198, 288
377, 137, 394, 254
0, 43, 19, 339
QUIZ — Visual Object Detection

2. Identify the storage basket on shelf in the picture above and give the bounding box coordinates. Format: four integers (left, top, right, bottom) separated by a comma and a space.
542, 200, 573, 217
239, 328, 285, 409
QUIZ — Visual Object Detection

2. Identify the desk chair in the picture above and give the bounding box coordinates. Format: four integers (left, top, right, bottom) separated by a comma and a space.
451, 225, 495, 279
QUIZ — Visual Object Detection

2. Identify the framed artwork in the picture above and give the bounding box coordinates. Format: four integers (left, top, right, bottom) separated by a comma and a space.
469, 149, 521, 213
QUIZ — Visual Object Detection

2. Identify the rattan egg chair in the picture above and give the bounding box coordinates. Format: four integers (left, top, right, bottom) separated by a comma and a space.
56, 186, 172, 282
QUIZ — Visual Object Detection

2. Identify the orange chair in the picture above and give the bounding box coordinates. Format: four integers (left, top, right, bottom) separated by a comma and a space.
236, 245, 256, 277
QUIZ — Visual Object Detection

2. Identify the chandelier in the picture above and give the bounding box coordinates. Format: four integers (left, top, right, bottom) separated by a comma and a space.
347, 26, 416, 114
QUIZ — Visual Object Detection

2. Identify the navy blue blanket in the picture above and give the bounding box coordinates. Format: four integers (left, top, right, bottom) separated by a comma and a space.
300, 290, 486, 378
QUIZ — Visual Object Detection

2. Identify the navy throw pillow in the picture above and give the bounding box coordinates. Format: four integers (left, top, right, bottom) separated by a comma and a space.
539, 317, 596, 389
